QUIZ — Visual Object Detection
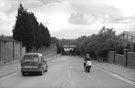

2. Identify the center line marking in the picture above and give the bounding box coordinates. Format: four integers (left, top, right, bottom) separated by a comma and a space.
112, 73, 135, 86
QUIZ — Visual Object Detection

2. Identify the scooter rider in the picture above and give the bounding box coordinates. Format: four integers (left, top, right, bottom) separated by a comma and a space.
84, 53, 92, 72
85, 59, 92, 72
84, 54, 89, 67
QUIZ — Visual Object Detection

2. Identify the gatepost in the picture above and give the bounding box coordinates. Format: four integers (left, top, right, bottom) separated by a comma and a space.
124, 49, 129, 67
0, 40, 1, 61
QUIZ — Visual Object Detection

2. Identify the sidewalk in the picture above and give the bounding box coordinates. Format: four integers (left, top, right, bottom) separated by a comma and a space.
94, 60, 135, 82
0, 60, 20, 78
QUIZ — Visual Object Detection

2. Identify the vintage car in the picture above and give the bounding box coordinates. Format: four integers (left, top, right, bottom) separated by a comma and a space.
21, 53, 48, 76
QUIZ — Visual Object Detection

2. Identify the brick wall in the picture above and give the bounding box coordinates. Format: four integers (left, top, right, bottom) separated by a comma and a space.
0, 40, 25, 62
14, 42, 21, 59
107, 51, 115, 63
127, 52, 135, 68
115, 54, 126, 66
107, 50, 135, 69
1, 41, 13, 61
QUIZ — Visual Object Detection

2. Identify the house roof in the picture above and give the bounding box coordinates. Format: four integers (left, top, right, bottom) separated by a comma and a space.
0, 35, 13, 41
0, 35, 20, 43
118, 31, 135, 37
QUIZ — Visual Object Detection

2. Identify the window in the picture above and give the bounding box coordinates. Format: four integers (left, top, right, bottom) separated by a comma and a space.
23, 55, 32, 62
128, 35, 132, 43
33, 57, 39, 62
23, 55, 39, 62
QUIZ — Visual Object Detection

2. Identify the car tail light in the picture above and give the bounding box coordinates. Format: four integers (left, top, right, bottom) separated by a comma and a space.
21, 63, 23, 66
38, 64, 42, 68
21, 63, 24, 68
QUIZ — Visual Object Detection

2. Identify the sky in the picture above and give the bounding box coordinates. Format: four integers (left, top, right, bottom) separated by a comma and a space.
0, 0, 135, 39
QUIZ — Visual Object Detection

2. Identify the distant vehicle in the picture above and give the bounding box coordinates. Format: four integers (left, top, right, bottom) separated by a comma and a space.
62, 51, 70, 55
21, 53, 48, 76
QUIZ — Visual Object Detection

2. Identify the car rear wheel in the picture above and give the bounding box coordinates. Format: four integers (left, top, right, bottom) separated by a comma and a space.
40, 69, 44, 75
21, 72, 26, 76
45, 69, 47, 72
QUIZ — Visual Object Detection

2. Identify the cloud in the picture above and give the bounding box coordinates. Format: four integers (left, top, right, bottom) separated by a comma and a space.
52, 28, 95, 39
69, 0, 135, 24
1, 0, 135, 38
20, 0, 63, 10
69, 0, 115, 15
2, 0, 62, 14
51, 23, 101, 39
68, 12, 95, 25
38, 0, 62, 4
0, 0, 18, 15
108, 17, 135, 24
102, 10, 135, 24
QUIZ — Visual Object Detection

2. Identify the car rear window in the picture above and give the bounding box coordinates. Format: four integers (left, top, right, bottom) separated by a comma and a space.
23, 55, 39, 62
33, 56, 39, 62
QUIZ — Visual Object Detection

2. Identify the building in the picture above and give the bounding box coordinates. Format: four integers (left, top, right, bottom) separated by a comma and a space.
118, 31, 135, 52
62, 45, 77, 55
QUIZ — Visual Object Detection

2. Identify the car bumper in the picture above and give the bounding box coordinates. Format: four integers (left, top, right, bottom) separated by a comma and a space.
21, 68, 42, 73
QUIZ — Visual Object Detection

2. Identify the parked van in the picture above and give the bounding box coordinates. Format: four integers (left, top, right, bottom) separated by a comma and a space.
21, 53, 48, 76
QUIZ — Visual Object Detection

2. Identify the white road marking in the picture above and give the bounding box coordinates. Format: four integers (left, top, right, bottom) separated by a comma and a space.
0, 72, 19, 80
112, 73, 135, 86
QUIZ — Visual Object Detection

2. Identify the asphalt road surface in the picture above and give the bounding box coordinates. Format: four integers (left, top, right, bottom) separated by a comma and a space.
0, 55, 134, 88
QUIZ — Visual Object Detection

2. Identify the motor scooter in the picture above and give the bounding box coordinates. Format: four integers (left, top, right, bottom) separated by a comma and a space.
84, 60, 92, 73
85, 65, 91, 72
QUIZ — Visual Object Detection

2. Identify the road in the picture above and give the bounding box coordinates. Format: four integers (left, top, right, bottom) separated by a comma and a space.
0, 55, 134, 88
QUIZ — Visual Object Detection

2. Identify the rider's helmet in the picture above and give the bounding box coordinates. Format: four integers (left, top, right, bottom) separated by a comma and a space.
86, 53, 90, 60
86, 53, 89, 57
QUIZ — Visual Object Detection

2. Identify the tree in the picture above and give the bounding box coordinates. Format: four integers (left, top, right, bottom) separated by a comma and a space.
13, 4, 35, 51
12, 3, 51, 52
85, 26, 117, 61
73, 26, 117, 61
51, 37, 60, 53
39, 24, 51, 47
